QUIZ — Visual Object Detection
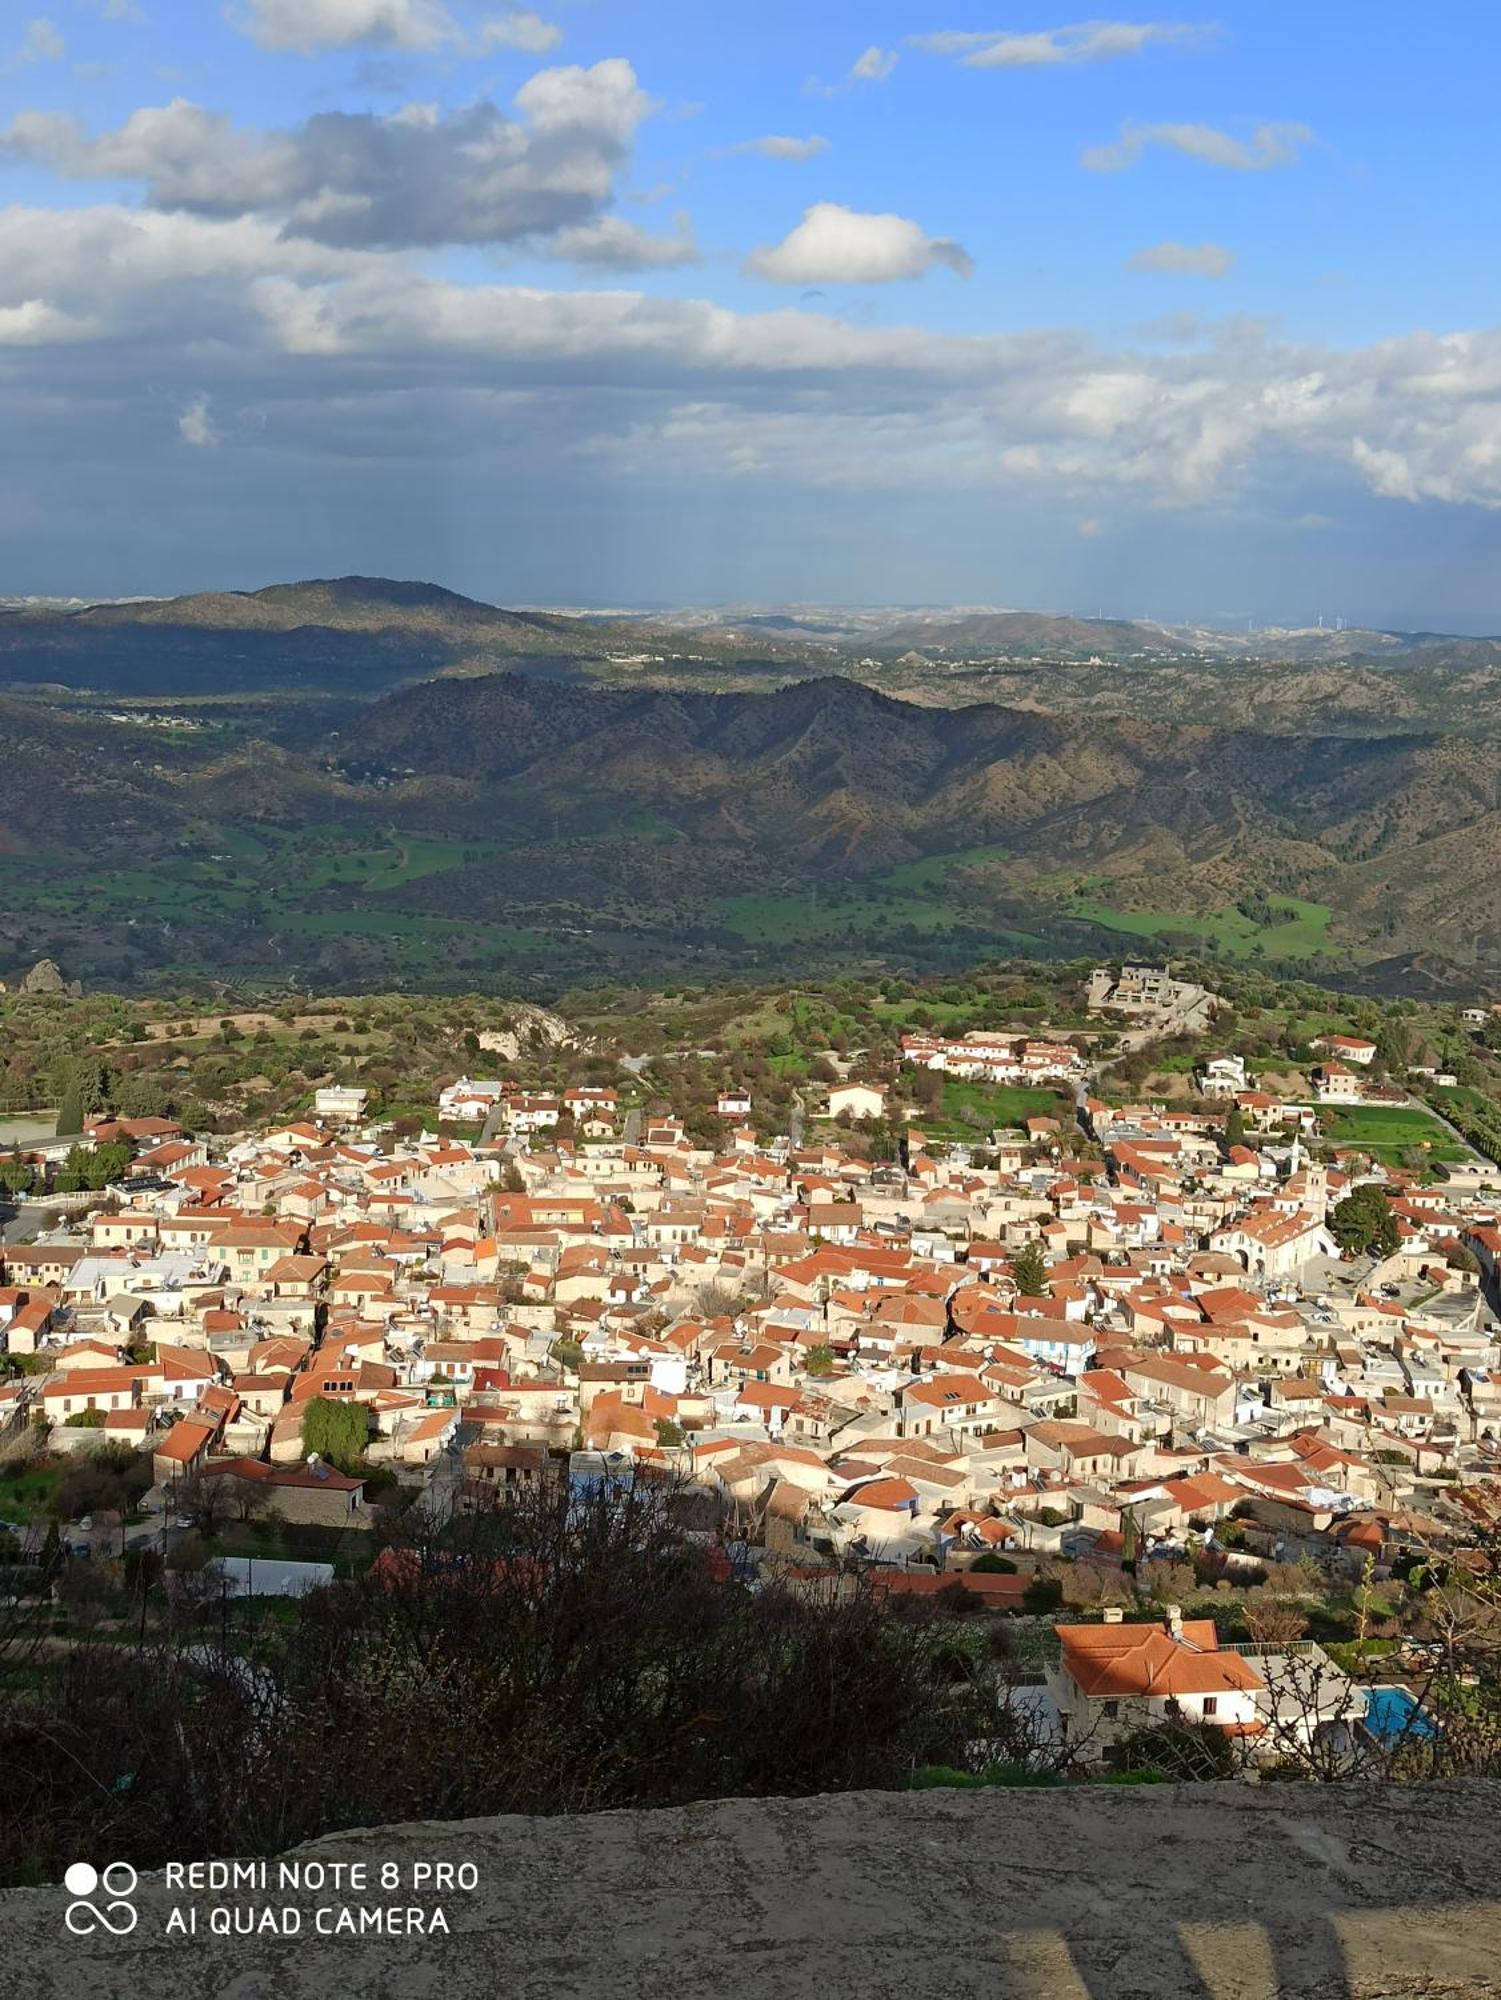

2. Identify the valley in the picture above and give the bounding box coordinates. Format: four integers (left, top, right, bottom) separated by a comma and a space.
4, 578, 1501, 1001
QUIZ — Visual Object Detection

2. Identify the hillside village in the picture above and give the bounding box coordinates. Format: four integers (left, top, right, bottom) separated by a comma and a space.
5, 964, 1501, 1772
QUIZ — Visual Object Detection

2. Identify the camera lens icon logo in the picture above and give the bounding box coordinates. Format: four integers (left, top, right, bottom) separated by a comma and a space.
64, 1862, 139, 1937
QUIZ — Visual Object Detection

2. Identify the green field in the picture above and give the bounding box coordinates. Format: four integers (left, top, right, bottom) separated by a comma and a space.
878, 843, 1014, 891
926, 1077, 1067, 1137
714, 842, 1033, 947
1320, 1103, 1468, 1164
0, 1460, 65, 1525
1062, 890, 1333, 961
5, 825, 505, 924
715, 886, 979, 945
766, 1052, 811, 1076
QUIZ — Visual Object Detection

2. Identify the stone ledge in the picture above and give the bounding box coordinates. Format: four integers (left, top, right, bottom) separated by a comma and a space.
4, 1779, 1499, 2000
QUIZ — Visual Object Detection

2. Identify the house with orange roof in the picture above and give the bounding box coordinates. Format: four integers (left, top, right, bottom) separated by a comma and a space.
3, 1295, 55, 1355
152, 1417, 218, 1489
1047, 1608, 1266, 1754
897, 1372, 1005, 1442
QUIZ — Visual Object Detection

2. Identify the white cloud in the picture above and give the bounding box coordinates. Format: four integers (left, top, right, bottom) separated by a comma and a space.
545, 213, 697, 270
237, 0, 457, 50
745, 202, 972, 284
1127, 240, 1233, 277
1083, 120, 1315, 172
5, 17, 66, 69
513, 59, 655, 146
2, 102, 297, 212
852, 45, 898, 81
478, 10, 562, 54
728, 135, 829, 162
808, 45, 898, 96
0, 62, 658, 249
6, 200, 1501, 532
0, 298, 96, 343
102, 0, 147, 20
238, 0, 562, 54
177, 392, 219, 447
914, 20, 1209, 68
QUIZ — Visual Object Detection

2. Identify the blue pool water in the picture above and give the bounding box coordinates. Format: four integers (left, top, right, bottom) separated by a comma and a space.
1365, 1685, 1437, 1744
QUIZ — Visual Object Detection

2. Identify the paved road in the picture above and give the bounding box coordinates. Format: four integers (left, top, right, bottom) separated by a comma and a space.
0, 1200, 49, 1247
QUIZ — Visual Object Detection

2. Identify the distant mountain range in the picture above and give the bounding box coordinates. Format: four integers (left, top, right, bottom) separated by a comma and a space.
7, 577, 1501, 700
665, 603, 1501, 666
5, 578, 1501, 996
0, 576, 637, 697
78, 575, 593, 644
0, 576, 806, 697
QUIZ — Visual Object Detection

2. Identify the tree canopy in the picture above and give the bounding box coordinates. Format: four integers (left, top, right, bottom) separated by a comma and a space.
1329, 1183, 1401, 1258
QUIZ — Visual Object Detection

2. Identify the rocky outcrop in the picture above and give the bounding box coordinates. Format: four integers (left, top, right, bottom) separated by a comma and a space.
19, 957, 71, 995
4, 1780, 1498, 1999
473, 1002, 582, 1060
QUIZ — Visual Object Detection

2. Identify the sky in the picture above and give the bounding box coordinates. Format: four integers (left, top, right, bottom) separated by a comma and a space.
2, 1, 1501, 625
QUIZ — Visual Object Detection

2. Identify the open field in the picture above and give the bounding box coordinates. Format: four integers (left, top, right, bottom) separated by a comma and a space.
1060, 889, 1334, 962
927, 1077, 1068, 1136
714, 845, 1038, 950
714, 841, 1038, 948
1319, 1102, 1469, 1164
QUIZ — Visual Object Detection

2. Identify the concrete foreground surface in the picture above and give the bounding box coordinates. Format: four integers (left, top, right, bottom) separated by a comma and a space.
4, 1779, 1499, 2000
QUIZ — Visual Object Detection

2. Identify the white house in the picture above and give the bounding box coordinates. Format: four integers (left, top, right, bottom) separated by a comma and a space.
438, 1077, 507, 1121
1046, 1609, 1265, 1756
829, 1082, 887, 1121
314, 1085, 369, 1125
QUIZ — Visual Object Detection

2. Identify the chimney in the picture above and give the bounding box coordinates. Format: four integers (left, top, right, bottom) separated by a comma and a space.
1101, 1606, 1125, 1625
1165, 1603, 1184, 1639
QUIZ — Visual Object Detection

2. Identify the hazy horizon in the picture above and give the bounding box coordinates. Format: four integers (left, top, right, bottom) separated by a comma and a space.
12, 576, 1501, 641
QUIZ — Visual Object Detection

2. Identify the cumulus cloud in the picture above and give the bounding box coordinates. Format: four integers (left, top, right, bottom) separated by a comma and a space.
1083, 119, 1314, 171
745, 202, 973, 284
544, 213, 698, 270
913, 20, 1209, 68
478, 10, 562, 53
0, 61, 658, 249
0, 298, 97, 343
1127, 240, 1233, 276
4, 197, 1501, 558
177, 393, 219, 446
727, 134, 829, 162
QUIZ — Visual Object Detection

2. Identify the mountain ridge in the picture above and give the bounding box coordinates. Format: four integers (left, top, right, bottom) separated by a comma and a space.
69, 575, 602, 644
9, 638, 1501, 994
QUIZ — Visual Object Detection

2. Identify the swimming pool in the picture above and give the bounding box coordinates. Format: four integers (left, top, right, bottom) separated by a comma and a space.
1365, 1684, 1437, 1744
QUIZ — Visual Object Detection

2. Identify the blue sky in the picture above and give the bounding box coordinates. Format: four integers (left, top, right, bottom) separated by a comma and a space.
2, 0, 1500, 624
